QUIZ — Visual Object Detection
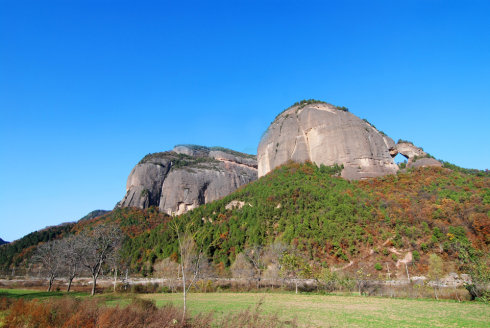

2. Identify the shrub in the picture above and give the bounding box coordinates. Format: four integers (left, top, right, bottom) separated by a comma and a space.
412, 250, 420, 261
374, 263, 382, 271
3, 297, 213, 328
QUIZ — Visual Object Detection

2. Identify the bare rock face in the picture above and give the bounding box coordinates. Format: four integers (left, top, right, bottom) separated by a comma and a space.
119, 145, 257, 215
258, 102, 399, 180
394, 141, 442, 169
408, 157, 443, 169
395, 142, 427, 159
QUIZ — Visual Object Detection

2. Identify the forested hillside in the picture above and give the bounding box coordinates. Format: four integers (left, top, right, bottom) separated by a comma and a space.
2, 163, 488, 280
0, 223, 74, 272
87, 163, 489, 278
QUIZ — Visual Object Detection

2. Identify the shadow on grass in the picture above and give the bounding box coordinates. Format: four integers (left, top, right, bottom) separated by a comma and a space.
0, 289, 88, 300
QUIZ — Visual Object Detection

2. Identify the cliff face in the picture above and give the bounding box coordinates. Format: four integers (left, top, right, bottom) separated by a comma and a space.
119, 145, 257, 215
258, 102, 399, 180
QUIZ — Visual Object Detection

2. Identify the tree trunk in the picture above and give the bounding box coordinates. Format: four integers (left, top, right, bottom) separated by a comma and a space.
67, 277, 73, 292
182, 262, 186, 323
91, 275, 97, 296
295, 280, 298, 294
113, 267, 118, 292
47, 275, 54, 292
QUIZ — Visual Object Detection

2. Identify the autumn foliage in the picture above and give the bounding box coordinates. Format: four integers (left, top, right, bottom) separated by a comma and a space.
0, 297, 296, 328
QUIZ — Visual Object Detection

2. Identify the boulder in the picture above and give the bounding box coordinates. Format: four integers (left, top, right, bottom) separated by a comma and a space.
407, 157, 443, 169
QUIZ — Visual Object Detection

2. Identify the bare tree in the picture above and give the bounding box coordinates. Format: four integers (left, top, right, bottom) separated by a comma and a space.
59, 235, 84, 292
244, 245, 264, 289
231, 252, 254, 281
154, 258, 180, 292
79, 224, 123, 296
170, 219, 207, 322
32, 240, 63, 291
354, 267, 371, 296
428, 253, 444, 300
279, 251, 308, 294
262, 242, 288, 288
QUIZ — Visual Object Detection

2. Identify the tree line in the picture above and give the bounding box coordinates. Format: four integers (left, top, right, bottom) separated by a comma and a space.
31, 224, 123, 295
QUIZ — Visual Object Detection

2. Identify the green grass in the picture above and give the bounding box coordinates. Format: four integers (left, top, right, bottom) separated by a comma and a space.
140, 292, 489, 328
1, 289, 488, 327
0, 288, 88, 300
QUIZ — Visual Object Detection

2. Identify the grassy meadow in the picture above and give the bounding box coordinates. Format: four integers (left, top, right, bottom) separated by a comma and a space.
140, 292, 489, 328
1, 289, 488, 327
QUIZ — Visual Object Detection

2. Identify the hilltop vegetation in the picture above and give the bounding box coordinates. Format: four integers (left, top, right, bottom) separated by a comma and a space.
2, 163, 488, 284
113, 163, 488, 276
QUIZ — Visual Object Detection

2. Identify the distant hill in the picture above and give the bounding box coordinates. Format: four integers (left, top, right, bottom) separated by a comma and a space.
0, 223, 75, 271
0, 238, 8, 245
78, 209, 110, 222
0, 209, 107, 272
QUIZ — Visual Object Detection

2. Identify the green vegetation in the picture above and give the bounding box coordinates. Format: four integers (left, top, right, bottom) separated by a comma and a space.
289, 99, 327, 110
397, 139, 414, 144
139, 145, 256, 170
2, 163, 488, 292
0, 223, 74, 271
362, 118, 386, 136
440, 161, 490, 177
174, 144, 257, 159
139, 151, 218, 167
1, 290, 488, 327
335, 105, 349, 112
96, 162, 488, 280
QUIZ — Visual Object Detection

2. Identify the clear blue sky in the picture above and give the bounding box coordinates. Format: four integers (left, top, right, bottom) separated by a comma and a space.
1, 0, 489, 242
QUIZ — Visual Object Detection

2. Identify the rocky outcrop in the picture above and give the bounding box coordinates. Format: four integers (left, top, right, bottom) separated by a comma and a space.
119, 145, 257, 215
408, 157, 443, 169
258, 102, 399, 180
394, 142, 442, 169
395, 142, 427, 159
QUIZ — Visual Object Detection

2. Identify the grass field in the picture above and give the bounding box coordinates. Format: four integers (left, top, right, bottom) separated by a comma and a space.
140, 292, 489, 328
1, 289, 489, 327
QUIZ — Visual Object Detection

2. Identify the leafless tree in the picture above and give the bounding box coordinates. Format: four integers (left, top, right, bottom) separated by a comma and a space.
170, 219, 207, 322
262, 242, 288, 287
244, 245, 265, 289
32, 239, 63, 291
79, 224, 123, 296
231, 252, 254, 281
59, 235, 84, 292
154, 257, 180, 292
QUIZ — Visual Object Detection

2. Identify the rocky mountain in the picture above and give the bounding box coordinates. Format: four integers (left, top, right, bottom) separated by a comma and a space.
118, 145, 258, 215
258, 100, 441, 180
